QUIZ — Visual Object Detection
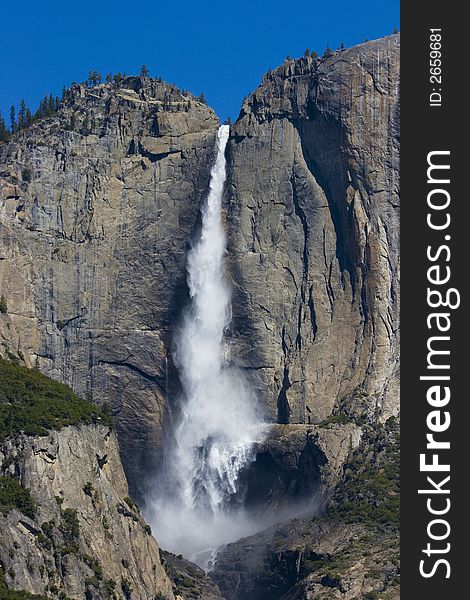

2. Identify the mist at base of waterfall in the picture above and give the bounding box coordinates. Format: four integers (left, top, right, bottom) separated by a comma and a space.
145, 484, 321, 571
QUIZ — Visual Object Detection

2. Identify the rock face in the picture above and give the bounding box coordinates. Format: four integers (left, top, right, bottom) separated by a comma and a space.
225, 35, 400, 425
238, 423, 362, 514
211, 419, 400, 600
0, 424, 174, 599
210, 518, 399, 600
161, 551, 224, 600
0, 36, 400, 508
0, 78, 219, 496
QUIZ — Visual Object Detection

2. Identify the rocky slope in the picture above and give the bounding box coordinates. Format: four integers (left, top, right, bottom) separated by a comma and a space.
0, 358, 174, 598
226, 34, 400, 425
0, 77, 219, 496
211, 518, 399, 600
0, 424, 174, 599
238, 422, 362, 514
211, 420, 400, 600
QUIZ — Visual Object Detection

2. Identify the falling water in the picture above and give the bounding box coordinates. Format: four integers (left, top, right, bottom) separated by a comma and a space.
147, 125, 265, 567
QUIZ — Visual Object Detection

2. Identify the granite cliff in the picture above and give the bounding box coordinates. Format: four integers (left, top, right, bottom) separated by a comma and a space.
0, 34, 400, 600
226, 34, 399, 426
0, 78, 219, 496
0, 36, 399, 507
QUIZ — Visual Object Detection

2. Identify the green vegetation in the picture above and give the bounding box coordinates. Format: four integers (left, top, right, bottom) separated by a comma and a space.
82, 554, 104, 583
327, 418, 400, 528
103, 579, 116, 597
318, 412, 352, 428
123, 496, 139, 513
87, 71, 102, 86
295, 526, 399, 596
0, 296, 7, 314
0, 113, 8, 142
0, 358, 112, 443
121, 577, 132, 600
0, 568, 49, 599
5, 93, 61, 138
59, 508, 80, 546
0, 476, 36, 519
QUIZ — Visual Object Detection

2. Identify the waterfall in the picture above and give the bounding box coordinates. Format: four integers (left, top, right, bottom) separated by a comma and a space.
147, 125, 265, 567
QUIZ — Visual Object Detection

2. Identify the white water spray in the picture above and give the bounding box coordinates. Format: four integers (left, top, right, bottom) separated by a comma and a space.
147, 125, 265, 567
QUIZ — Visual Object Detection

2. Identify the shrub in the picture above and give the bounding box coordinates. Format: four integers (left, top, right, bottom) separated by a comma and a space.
41, 521, 54, 536
0, 358, 113, 443
0, 296, 7, 314
59, 508, 80, 544
104, 579, 116, 597
0, 476, 36, 518
319, 412, 352, 428
82, 554, 103, 580
327, 424, 400, 528
0, 566, 49, 598
124, 496, 139, 512
121, 577, 133, 600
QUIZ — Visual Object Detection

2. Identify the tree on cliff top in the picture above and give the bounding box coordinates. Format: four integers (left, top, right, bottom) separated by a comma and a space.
9, 106, 15, 133
0, 112, 9, 142
87, 70, 102, 87
139, 64, 149, 77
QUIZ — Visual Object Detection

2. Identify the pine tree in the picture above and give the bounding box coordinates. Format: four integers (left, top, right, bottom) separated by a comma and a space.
323, 45, 333, 58
304, 48, 310, 57
106, 73, 113, 83
393, 27, 399, 34
10, 105, 16, 133
0, 111, 9, 142
198, 92, 206, 105
311, 50, 318, 59
139, 64, 149, 77
18, 99, 27, 130
339, 41, 345, 50
10, 104, 16, 133
25, 107, 32, 128
88, 71, 102, 87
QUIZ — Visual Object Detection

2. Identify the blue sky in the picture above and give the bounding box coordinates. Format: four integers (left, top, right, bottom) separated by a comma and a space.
0, 0, 399, 123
